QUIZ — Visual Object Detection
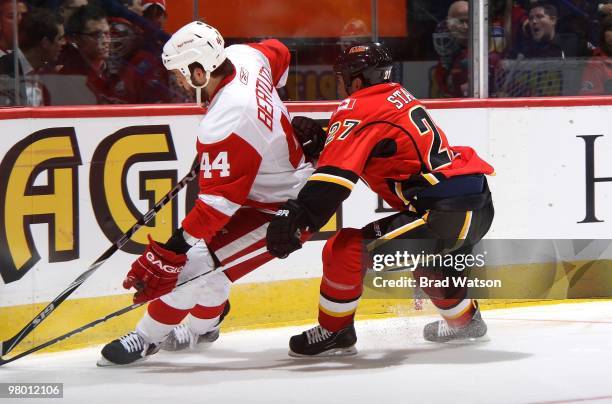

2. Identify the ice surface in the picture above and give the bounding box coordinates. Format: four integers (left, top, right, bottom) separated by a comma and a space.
1, 301, 611, 404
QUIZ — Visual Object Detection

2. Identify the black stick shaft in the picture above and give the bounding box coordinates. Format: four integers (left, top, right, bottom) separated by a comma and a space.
0, 159, 199, 356
0, 266, 220, 366
0, 304, 144, 366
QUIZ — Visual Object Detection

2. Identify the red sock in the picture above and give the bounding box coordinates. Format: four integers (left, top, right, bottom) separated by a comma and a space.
431, 298, 476, 328
147, 299, 190, 325
190, 300, 227, 320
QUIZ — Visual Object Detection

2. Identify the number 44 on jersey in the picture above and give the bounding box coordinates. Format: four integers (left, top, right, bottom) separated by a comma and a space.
201, 151, 230, 178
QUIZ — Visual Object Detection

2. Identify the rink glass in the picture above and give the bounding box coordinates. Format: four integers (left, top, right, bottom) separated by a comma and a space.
0, 1, 606, 106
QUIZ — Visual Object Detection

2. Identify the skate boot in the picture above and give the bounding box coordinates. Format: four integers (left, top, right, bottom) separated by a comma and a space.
160, 301, 230, 352
423, 308, 488, 343
97, 331, 160, 366
289, 324, 357, 357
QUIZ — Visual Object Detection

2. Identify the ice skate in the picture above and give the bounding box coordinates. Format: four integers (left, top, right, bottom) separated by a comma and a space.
423, 308, 489, 343
289, 324, 357, 357
97, 331, 160, 366
158, 323, 221, 351
160, 301, 230, 351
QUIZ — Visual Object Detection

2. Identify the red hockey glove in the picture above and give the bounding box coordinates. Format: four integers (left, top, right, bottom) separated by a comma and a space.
123, 235, 187, 304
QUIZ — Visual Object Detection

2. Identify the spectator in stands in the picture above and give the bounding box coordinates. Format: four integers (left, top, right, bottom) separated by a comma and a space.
0, 8, 64, 106
431, 1, 469, 97
339, 18, 369, 51
0, 0, 27, 56
599, 1, 612, 17
142, 0, 166, 30
431, 0, 504, 97
553, 0, 601, 53
106, 16, 169, 103
59, 0, 88, 23
580, 15, 612, 94
106, 16, 140, 102
509, 0, 529, 51
99, 0, 169, 52
93, 0, 177, 104
447, 0, 470, 46
514, 1, 589, 59
53, 4, 113, 103
124, 0, 144, 16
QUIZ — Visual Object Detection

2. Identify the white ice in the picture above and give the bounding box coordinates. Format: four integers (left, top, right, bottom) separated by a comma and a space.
1, 301, 612, 404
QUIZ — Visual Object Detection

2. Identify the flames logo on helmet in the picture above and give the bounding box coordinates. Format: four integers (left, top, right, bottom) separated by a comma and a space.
334, 42, 393, 94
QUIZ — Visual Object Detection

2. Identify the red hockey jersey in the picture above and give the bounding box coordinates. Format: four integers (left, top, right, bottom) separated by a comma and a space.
299, 82, 493, 225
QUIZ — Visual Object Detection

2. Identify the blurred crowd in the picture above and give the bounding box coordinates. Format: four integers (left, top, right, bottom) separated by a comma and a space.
0, 0, 610, 105
0, 0, 192, 106
429, 0, 612, 97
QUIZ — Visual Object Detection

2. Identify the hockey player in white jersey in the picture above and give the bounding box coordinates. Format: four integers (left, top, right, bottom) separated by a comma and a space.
98, 21, 318, 366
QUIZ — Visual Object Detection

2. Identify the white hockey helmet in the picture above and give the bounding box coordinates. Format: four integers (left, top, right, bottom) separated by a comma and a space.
162, 21, 226, 89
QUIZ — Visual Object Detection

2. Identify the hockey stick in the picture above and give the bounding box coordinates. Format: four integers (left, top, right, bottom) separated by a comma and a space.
0, 158, 200, 357
0, 246, 270, 366
0, 303, 144, 366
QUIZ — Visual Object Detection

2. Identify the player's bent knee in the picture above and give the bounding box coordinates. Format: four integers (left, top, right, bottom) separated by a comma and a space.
195, 271, 232, 307
323, 228, 364, 276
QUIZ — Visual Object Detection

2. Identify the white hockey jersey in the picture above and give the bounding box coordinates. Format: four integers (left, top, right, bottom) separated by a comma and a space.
182, 39, 314, 242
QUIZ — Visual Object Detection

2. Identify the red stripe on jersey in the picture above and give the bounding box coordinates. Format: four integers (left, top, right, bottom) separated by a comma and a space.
221, 239, 266, 267
147, 299, 190, 325
243, 199, 281, 211
247, 39, 290, 87
182, 133, 263, 241
182, 199, 234, 243
190, 301, 227, 319
219, 231, 312, 283
223, 249, 273, 282
207, 208, 273, 264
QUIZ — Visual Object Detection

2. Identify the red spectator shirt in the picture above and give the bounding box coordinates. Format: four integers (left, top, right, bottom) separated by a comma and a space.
580, 48, 612, 95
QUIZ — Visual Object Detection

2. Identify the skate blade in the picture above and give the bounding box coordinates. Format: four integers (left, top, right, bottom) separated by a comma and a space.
427, 335, 491, 344
451, 335, 491, 344
160, 340, 216, 352
288, 346, 358, 358
193, 341, 215, 352
96, 355, 148, 367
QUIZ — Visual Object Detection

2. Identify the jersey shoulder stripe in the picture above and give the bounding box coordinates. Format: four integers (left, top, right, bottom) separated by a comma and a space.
309, 166, 359, 190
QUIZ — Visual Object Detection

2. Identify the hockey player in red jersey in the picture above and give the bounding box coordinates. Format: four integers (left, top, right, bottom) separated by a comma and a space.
97, 21, 318, 366
266, 43, 495, 357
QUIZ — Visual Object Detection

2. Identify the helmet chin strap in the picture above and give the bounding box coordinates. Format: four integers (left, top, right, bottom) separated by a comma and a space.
195, 86, 203, 105
188, 70, 211, 106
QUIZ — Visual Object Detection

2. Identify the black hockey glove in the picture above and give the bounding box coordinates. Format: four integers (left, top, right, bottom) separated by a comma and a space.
291, 116, 326, 159
266, 200, 308, 258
